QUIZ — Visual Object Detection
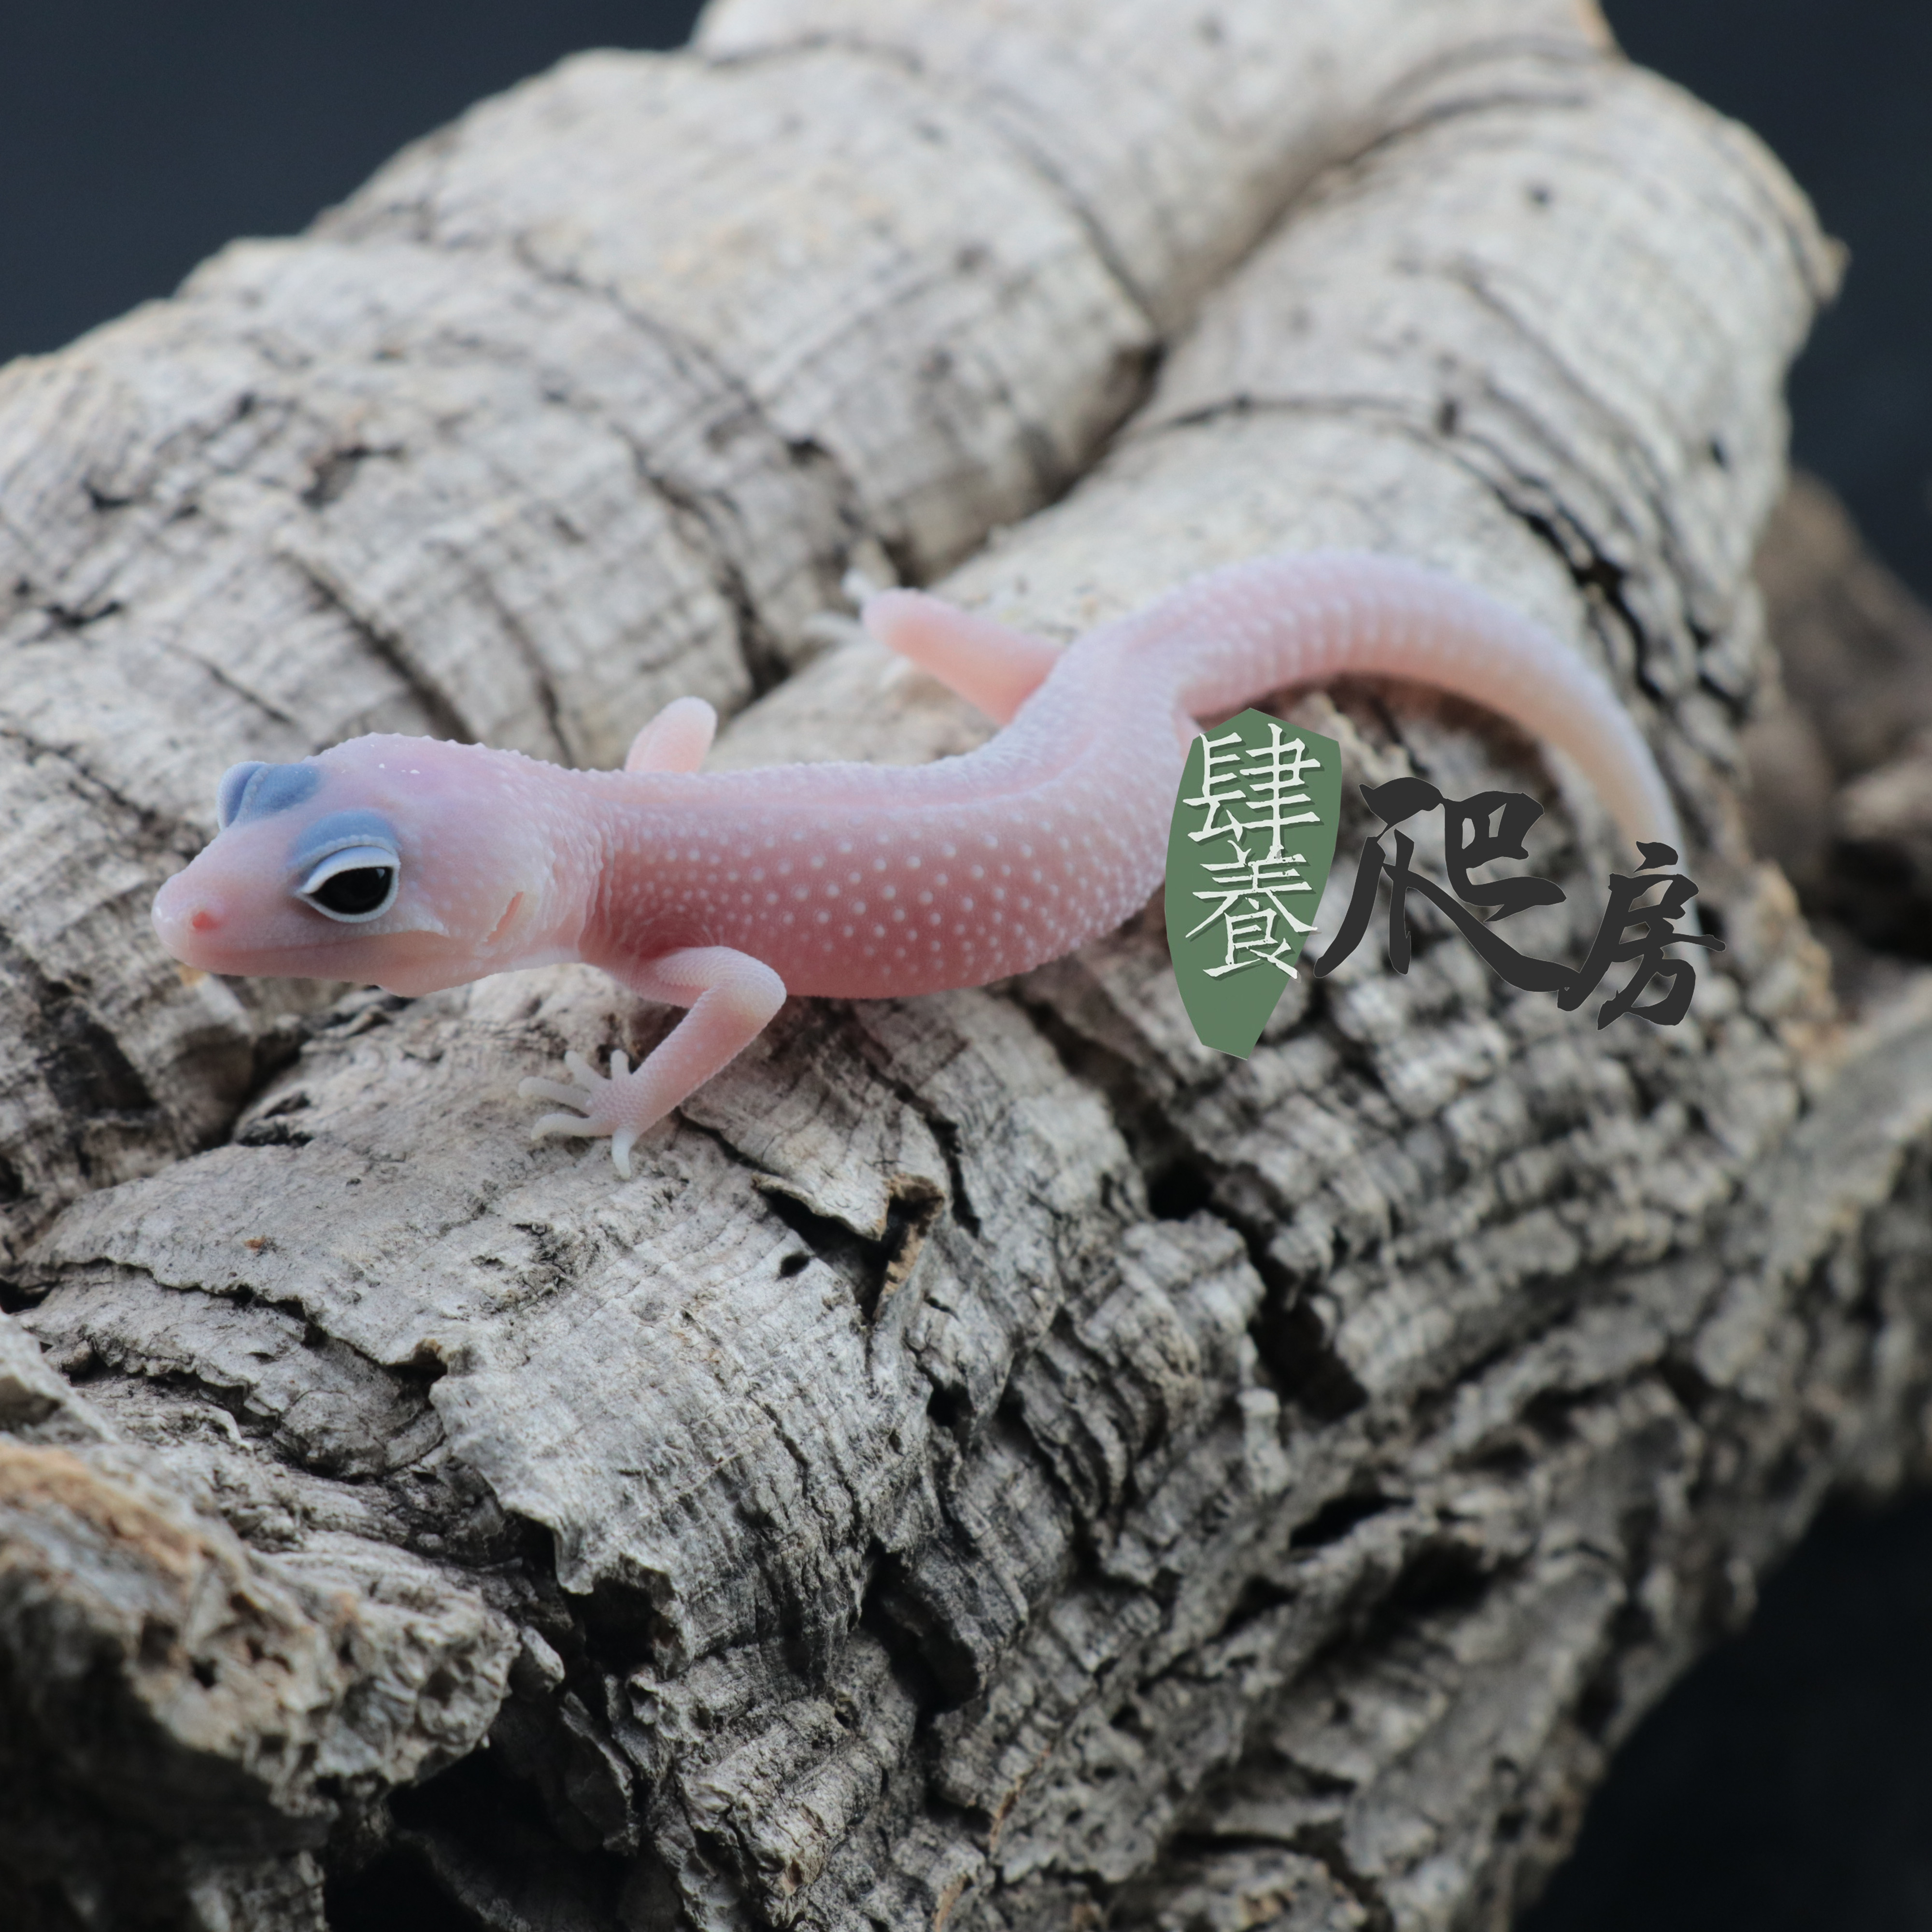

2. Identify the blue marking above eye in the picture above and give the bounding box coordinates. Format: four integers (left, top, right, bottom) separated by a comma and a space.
288, 809, 400, 874
218, 761, 322, 827
216, 762, 266, 828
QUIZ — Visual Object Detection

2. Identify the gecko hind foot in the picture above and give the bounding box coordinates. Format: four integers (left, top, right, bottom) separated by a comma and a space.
860, 589, 1060, 724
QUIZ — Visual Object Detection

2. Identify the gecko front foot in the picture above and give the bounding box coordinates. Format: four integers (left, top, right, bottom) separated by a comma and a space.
521, 1048, 664, 1178
520, 949, 785, 1182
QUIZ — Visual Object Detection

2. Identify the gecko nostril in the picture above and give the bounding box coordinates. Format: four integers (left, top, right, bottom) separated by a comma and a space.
189, 906, 220, 933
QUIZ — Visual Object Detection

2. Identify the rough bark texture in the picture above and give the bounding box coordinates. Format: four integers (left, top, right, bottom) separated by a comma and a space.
4, 7, 1925, 1932
1744, 473, 1932, 965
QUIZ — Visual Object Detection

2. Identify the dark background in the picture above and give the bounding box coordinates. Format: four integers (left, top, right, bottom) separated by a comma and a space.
4, 5, 1930, 1927
3, 2, 1929, 603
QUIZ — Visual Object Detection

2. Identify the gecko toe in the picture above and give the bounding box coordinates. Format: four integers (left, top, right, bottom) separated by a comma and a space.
521, 1076, 592, 1107
611, 1126, 639, 1178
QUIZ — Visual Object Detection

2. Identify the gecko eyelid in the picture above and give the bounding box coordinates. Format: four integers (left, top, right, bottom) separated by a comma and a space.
298, 845, 400, 922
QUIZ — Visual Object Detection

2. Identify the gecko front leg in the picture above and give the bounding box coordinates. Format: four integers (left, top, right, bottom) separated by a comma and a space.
520, 946, 786, 1177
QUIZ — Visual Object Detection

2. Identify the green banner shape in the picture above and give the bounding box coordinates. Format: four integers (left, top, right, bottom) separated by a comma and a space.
1165, 711, 1343, 1057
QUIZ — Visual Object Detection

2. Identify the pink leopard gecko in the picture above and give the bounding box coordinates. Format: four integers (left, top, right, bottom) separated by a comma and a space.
153, 553, 1682, 1176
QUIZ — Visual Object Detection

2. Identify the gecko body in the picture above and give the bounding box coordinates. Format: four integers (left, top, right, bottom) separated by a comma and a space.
153, 553, 1681, 1174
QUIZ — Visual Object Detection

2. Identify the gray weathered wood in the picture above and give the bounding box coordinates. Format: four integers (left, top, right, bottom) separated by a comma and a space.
1744, 474, 1932, 958
10, 8, 1931, 1932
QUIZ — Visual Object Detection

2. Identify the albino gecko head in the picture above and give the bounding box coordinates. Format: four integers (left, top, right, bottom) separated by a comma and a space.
153, 735, 585, 995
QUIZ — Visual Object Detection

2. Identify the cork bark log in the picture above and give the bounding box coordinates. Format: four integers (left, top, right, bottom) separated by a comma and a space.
1744, 473, 1932, 962
4, 6, 1924, 1932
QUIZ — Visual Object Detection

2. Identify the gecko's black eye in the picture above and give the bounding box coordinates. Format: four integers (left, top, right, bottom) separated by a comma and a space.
298, 845, 400, 923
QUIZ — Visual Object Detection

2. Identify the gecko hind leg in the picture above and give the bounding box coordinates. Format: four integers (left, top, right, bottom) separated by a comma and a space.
625, 696, 718, 774
520, 947, 786, 1178
861, 589, 1060, 724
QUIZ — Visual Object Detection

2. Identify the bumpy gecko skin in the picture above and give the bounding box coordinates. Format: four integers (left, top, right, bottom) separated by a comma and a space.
153, 553, 1681, 1176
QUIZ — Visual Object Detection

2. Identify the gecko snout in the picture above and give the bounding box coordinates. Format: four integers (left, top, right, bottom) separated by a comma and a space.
151, 873, 227, 958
